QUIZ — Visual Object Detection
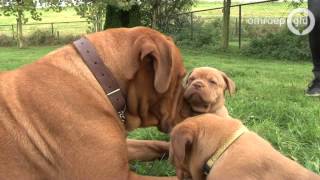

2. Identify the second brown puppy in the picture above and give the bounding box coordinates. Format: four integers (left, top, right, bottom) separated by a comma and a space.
169, 114, 320, 180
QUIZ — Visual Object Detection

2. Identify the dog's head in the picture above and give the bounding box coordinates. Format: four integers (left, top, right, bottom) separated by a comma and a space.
123, 27, 186, 133
169, 114, 242, 180
184, 67, 235, 113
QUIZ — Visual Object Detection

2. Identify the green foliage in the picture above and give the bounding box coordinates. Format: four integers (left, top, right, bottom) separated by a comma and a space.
74, 1, 106, 31
241, 20, 284, 39
104, 3, 141, 29
0, 0, 63, 48
0, 0, 62, 23
172, 17, 222, 49
72, 0, 197, 31
242, 29, 311, 61
27, 30, 80, 46
285, 0, 305, 7
139, 0, 197, 31
0, 34, 15, 46
72, 0, 140, 30
0, 30, 80, 46
27, 30, 55, 45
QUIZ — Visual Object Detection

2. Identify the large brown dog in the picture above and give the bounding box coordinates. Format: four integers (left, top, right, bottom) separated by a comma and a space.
0, 27, 186, 180
184, 67, 235, 118
170, 114, 320, 180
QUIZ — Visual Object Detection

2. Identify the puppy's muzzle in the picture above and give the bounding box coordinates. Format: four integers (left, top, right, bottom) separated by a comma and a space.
192, 81, 205, 90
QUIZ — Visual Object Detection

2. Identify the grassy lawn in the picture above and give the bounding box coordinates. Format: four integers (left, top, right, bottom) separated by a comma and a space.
0, 1, 307, 37
0, 8, 82, 25
0, 45, 319, 176
192, 1, 307, 17
0, 1, 307, 25
0, 8, 87, 36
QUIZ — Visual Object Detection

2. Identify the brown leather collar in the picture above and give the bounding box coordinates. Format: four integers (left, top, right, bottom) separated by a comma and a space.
73, 37, 126, 123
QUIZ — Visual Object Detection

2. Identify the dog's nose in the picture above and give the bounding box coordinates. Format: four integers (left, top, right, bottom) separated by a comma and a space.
192, 82, 204, 89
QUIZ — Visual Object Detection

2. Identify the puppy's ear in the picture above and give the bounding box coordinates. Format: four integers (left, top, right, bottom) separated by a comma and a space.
170, 127, 194, 164
221, 72, 236, 95
183, 70, 193, 87
130, 36, 173, 94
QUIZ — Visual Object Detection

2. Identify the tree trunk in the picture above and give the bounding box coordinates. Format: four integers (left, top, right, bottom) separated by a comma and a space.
222, 0, 231, 49
151, 0, 160, 29
17, 8, 24, 48
104, 4, 140, 30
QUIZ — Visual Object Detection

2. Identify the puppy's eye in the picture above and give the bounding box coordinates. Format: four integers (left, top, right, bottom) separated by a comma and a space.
209, 80, 216, 84
189, 77, 195, 82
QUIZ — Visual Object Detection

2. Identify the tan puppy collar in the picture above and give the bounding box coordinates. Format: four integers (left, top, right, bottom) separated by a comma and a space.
202, 126, 249, 175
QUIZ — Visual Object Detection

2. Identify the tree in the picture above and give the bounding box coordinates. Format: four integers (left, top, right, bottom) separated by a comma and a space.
0, 0, 61, 48
140, 0, 196, 32
73, 0, 140, 30
103, 1, 141, 29
74, 0, 106, 32
222, 0, 231, 49
73, 0, 196, 32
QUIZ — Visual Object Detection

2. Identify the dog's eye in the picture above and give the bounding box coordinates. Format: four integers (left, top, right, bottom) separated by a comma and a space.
209, 80, 216, 84
189, 77, 195, 82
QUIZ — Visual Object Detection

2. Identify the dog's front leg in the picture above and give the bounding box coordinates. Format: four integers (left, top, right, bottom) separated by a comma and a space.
127, 139, 169, 161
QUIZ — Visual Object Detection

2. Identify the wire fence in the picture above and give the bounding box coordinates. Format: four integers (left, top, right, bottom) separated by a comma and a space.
0, 0, 303, 47
164, 0, 301, 48
0, 21, 90, 39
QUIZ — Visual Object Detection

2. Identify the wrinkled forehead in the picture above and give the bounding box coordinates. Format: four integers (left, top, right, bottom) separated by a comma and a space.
191, 68, 222, 80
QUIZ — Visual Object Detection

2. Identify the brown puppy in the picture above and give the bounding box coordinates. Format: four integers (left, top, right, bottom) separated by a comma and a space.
170, 114, 320, 180
184, 67, 235, 118
0, 27, 185, 180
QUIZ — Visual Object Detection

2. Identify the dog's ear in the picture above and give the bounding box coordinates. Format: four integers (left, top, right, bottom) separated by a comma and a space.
130, 36, 173, 94
170, 127, 194, 165
221, 72, 236, 95
183, 70, 193, 87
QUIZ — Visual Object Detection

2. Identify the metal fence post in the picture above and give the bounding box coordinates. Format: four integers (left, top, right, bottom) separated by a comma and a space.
238, 5, 242, 49
190, 12, 194, 40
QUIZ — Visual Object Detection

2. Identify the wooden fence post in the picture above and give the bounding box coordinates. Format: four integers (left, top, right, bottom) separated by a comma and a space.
51, 23, 54, 37
235, 18, 238, 38
11, 24, 15, 39
190, 12, 194, 40
238, 5, 242, 49
56, 31, 59, 40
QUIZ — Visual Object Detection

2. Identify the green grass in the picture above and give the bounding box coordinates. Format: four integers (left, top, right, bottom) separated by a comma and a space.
0, 8, 88, 36
0, 45, 319, 176
0, 1, 307, 25
0, 1, 307, 37
0, 46, 59, 70
0, 8, 82, 25
192, 1, 307, 18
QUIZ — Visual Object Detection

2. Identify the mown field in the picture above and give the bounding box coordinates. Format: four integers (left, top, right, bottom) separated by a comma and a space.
0, 1, 307, 38
0, 46, 319, 176
0, 1, 306, 25
193, 1, 307, 17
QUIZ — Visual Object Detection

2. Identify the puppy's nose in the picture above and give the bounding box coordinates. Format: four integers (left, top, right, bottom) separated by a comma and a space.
192, 82, 204, 89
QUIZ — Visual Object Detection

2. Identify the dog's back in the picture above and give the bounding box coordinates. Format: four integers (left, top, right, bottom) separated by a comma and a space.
0, 67, 58, 179
169, 114, 320, 180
